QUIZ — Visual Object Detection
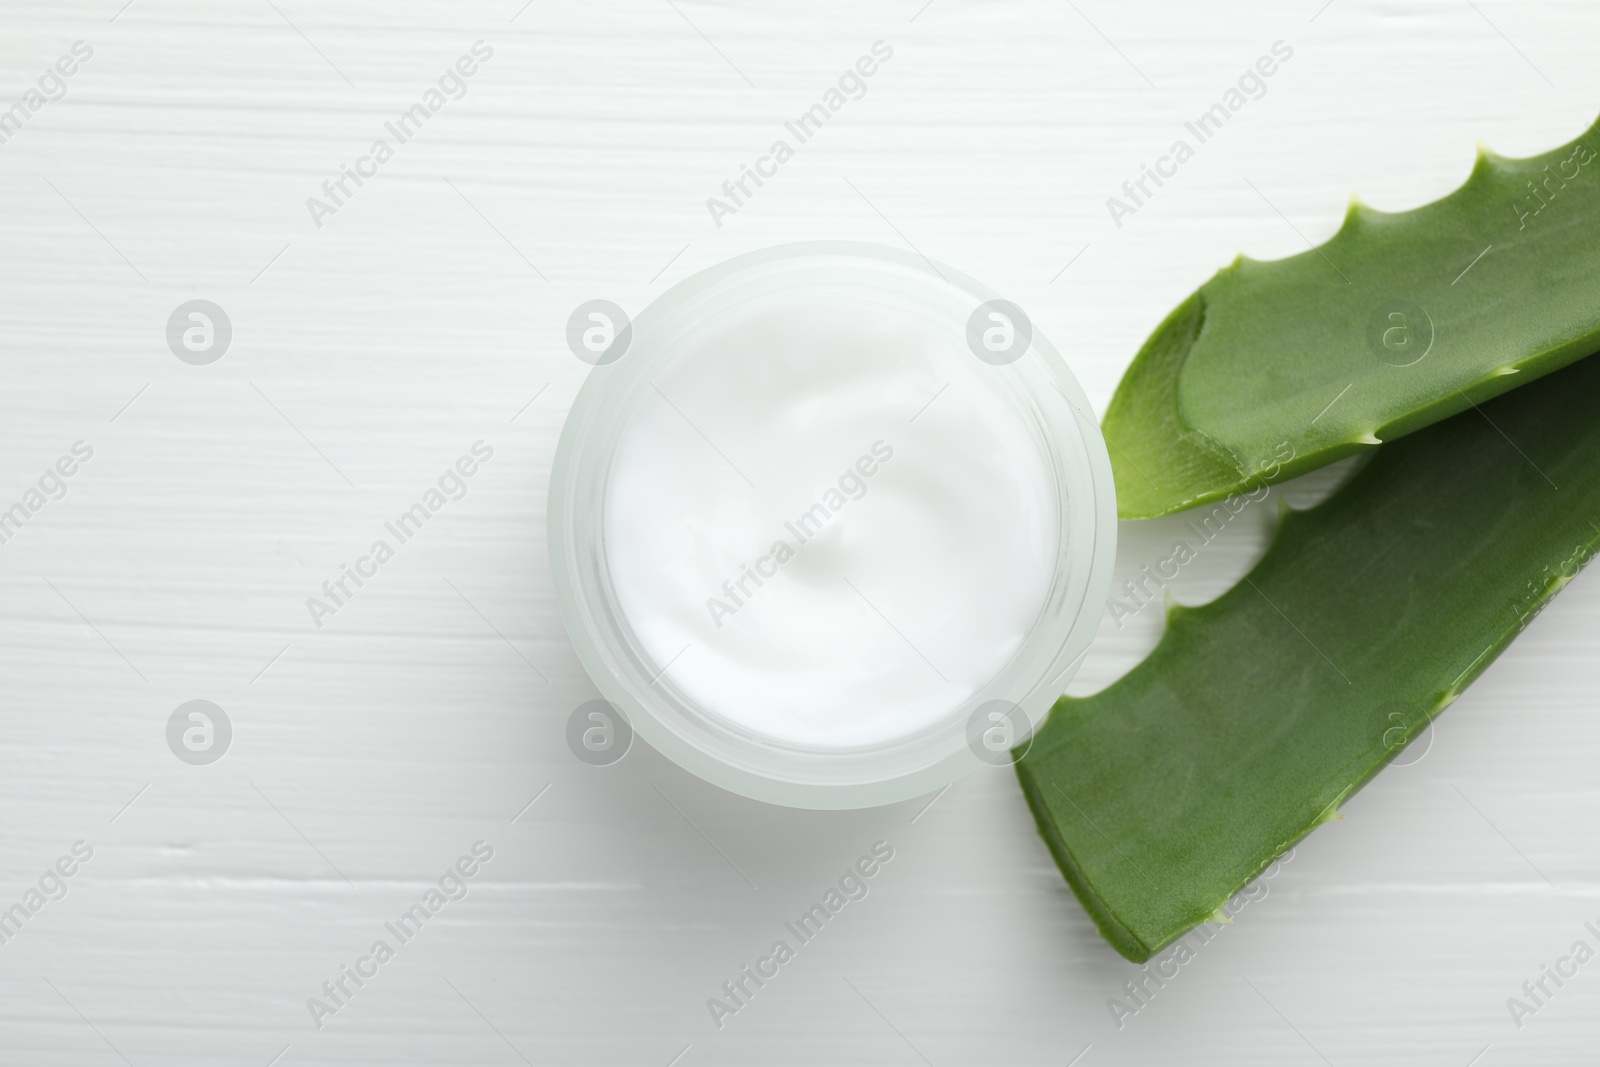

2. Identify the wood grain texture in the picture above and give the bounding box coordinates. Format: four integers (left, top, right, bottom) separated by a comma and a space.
0, 1, 1597, 1063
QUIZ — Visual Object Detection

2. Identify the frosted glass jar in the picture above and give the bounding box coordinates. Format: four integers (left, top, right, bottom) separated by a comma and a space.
549, 243, 1115, 808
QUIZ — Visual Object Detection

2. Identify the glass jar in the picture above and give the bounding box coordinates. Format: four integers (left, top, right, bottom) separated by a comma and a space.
548, 242, 1115, 808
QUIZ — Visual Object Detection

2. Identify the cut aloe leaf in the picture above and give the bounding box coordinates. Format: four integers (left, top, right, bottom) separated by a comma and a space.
1106, 115, 1600, 518
1018, 351, 1600, 962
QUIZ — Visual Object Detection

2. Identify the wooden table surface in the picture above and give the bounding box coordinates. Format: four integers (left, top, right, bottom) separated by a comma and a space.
1, 1, 1598, 1063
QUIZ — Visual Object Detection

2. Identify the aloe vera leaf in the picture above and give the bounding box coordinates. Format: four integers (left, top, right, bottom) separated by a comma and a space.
1105, 115, 1600, 518
1017, 351, 1600, 963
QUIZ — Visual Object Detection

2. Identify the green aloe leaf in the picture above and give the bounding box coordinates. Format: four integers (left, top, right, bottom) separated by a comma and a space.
1017, 351, 1600, 962
1106, 115, 1600, 518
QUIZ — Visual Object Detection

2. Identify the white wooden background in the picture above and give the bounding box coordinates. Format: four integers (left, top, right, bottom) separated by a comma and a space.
1, 1, 1598, 1063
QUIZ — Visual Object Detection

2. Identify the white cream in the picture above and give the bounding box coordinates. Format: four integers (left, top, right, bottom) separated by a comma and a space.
603, 295, 1058, 749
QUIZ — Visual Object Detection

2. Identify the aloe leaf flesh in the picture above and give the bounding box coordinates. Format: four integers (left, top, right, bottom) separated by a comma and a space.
1105, 115, 1600, 519
1018, 352, 1600, 962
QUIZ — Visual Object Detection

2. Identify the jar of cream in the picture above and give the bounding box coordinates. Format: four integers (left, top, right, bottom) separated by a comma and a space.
549, 242, 1114, 808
